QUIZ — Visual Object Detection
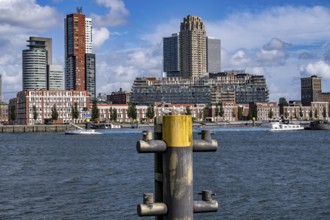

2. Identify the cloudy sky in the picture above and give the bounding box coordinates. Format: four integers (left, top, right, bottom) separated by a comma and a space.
1, 0, 330, 102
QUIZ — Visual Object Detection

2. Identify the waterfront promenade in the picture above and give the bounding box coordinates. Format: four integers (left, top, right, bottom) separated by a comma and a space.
0, 121, 262, 133
0, 125, 74, 133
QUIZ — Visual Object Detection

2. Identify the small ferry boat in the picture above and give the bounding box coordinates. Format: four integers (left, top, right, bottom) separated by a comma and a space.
65, 129, 102, 135
64, 123, 102, 135
269, 121, 304, 131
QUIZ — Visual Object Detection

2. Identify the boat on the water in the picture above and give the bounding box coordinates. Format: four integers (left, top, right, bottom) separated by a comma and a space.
268, 121, 304, 131
64, 123, 102, 135
65, 129, 102, 135
308, 120, 330, 130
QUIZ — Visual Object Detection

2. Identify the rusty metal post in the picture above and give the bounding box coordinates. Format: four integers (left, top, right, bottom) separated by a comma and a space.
162, 115, 193, 219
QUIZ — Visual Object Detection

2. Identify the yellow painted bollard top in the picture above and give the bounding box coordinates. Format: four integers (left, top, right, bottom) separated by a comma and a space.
162, 115, 192, 147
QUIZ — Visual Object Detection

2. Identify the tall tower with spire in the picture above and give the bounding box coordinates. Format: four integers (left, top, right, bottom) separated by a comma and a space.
64, 7, 96, 101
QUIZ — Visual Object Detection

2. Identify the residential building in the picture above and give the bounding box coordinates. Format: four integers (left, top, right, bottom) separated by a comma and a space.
131, 71, 269, 105
131, 77, 211, 105
65, 8, 96, 101
301, 75, 322, 106
108, 88, 131, 104
0, 102, 8, 123
250, 102, 280, 121
180, 15, 207, 78
14, 90, 90, 125
207, 38, 221, 73
282, 102, 328, 120
163, 33, 180, 77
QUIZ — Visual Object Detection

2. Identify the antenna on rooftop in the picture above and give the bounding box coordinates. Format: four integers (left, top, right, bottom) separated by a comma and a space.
77, 7, 83, 14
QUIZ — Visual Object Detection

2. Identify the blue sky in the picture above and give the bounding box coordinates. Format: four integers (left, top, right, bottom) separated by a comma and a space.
1, 0, 330, 103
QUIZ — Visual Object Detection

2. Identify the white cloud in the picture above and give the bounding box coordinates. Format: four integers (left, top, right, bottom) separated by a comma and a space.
93, 27, 110, 48
205, 6, 330, 51
230, 49, 250, 67
300, 60, 330, 79
92, 0, 129, 27
0, 0, 60, 35
256, 38, 289, 66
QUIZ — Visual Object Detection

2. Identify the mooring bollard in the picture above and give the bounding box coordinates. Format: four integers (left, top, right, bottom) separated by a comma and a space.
137, 115, 218, 219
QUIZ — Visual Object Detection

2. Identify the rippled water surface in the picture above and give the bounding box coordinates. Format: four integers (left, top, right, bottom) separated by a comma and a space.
0, 129, 329, 219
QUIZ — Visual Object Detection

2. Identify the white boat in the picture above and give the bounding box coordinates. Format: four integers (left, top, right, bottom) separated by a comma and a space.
269, 121, 304, 131
64, 123, 102, 135
65, 129, 102, 135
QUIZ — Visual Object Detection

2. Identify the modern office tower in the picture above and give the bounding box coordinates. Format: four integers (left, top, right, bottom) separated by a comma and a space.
48, 65, 63, 90
29, 36, 52, 65
180, 15, 207, 78
22, 38, 48, 90
207, 38, 221, 73
163, 33, 180, 77
86, 53, 96, 101
301, 75, 322, 106
65, 8, 96, 101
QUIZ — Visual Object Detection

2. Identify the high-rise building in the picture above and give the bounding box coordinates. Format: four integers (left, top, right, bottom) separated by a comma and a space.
164, 16, 220, 78
48, 65, 63, 90
207, 38, 221, 73
86, 53, 96, 101
22, 36, 63, 91
65, 8, 96, 101
180, 15, 207, 78
163, 33, 180, 77
301, 75, 322, 106
22, 37, 49, 90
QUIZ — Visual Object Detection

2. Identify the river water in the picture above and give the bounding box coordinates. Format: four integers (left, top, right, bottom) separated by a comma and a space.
0, 128, 329, 219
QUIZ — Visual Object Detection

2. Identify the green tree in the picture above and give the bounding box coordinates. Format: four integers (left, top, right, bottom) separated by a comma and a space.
278, 97, 289, 106
203, 105, 209, 121
249, 103, 257, 120
237, 106, 243, 120
268, 109, 274, 119
32, 105, 38, 121
112, 108, 118, 122
91, 100, 99, 122
127, 103, 137, 121
51, 104, 59, 121
146, 105, 155, 122
219, 103, 224, 117
10, 105, 16, 122
299, 107, 303, 119
185, 106, 192, 115
109, 107, 113, 121
71, 102, 80, 121
323, 106, 327, 119
215, 104, 220, 117
308, 110, 313, 119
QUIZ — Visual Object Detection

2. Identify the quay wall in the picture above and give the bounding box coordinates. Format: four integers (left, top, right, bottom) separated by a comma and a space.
0, 125, 76, 133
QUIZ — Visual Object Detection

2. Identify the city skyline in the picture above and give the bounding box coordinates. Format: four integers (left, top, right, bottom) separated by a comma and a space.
1, 0, 330, 102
